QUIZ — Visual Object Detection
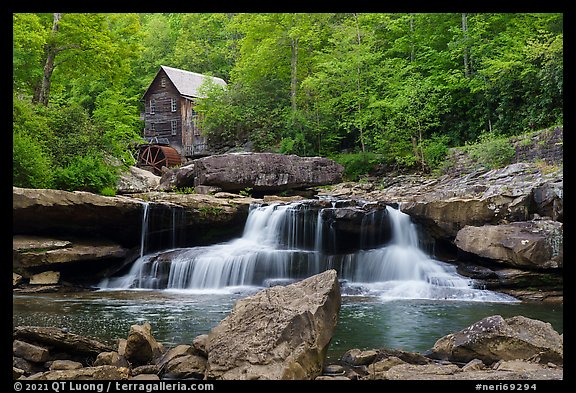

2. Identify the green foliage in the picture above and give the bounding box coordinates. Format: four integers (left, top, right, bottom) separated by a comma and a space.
331, 153, 382, 181
99, 186, 117, 196
465, 132, 516, 169
174, 187, 196, 195
419, 134, 450, 170
12, 12, 563, 190
13, 130, 53, 188
52, 154, 119, 194
239, 187, 253, 197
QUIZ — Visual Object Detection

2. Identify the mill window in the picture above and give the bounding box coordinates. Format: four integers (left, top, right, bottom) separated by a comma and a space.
171, 120, 178, 136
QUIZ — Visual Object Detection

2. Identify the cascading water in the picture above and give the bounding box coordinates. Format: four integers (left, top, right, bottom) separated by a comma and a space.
100, 201, 517, 302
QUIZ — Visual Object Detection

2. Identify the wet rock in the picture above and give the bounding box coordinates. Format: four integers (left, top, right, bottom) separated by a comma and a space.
205, 269, 341, 380
429, 315, 563, 365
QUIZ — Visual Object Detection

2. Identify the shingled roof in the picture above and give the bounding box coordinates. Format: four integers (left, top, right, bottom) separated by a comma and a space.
144, 65, 227, 99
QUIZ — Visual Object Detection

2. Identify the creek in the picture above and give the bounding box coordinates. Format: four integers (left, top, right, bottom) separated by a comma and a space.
12, 199, 563, 361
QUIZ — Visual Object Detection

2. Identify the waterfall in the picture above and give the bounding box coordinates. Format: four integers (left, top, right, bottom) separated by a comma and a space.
100, 201, 517, 302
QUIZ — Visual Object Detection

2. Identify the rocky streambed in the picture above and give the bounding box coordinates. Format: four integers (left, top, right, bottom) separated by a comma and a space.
13, 146, 563, 381
13, 271, 563, 381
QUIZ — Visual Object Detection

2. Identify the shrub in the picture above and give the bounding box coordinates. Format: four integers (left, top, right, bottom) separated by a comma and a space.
331, 152, 382, 181
420, 135, 450, 171
13, 130, 53, 188
52, 154, 119, 194
465, 132, 516, 169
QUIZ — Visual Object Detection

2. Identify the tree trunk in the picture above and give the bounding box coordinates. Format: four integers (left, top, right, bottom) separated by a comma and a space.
462, 13, 470, 78
35, 13, 61, 106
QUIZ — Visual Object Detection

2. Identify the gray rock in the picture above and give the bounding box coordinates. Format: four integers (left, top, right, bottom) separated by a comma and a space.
117, 166, 160, 194
205, 269, 341, 380
192, 153, 344, 192
429, 315, 563, 365
455, 221, 562, 269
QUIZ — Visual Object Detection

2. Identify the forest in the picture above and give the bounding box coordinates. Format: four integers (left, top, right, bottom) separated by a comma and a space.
12, 13, 563, 194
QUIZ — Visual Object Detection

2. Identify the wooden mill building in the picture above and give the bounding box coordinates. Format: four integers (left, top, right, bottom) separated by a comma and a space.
139, 66, 227, 173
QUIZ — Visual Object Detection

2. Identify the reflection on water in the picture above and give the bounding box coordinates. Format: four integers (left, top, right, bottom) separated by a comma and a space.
13, 290, 563, 362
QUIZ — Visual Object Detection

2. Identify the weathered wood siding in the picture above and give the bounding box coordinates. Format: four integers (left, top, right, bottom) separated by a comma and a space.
143, 69, 210, 158
181, 98, 208, 156
143, 69, 183, 153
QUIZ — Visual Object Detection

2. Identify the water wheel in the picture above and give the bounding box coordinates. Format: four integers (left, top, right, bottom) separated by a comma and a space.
137, 144, 181, 175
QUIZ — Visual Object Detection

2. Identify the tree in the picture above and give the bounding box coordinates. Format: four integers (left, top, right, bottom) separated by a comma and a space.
13, 13, 143, 107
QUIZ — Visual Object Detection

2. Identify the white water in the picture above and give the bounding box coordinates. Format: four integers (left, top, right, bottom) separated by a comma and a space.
100, 202, 517, 302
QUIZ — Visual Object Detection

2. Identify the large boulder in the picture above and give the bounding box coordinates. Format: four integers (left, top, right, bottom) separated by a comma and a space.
455, 220, 562, 269
428, 315, 563, 365
205, 269, 341, 380
192, 153, 344, 192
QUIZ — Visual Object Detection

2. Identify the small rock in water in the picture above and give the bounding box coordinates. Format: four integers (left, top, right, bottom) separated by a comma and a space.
323, 364, 345, 375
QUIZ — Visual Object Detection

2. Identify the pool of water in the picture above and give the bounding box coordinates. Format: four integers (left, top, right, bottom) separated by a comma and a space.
12, 289, 563, 362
